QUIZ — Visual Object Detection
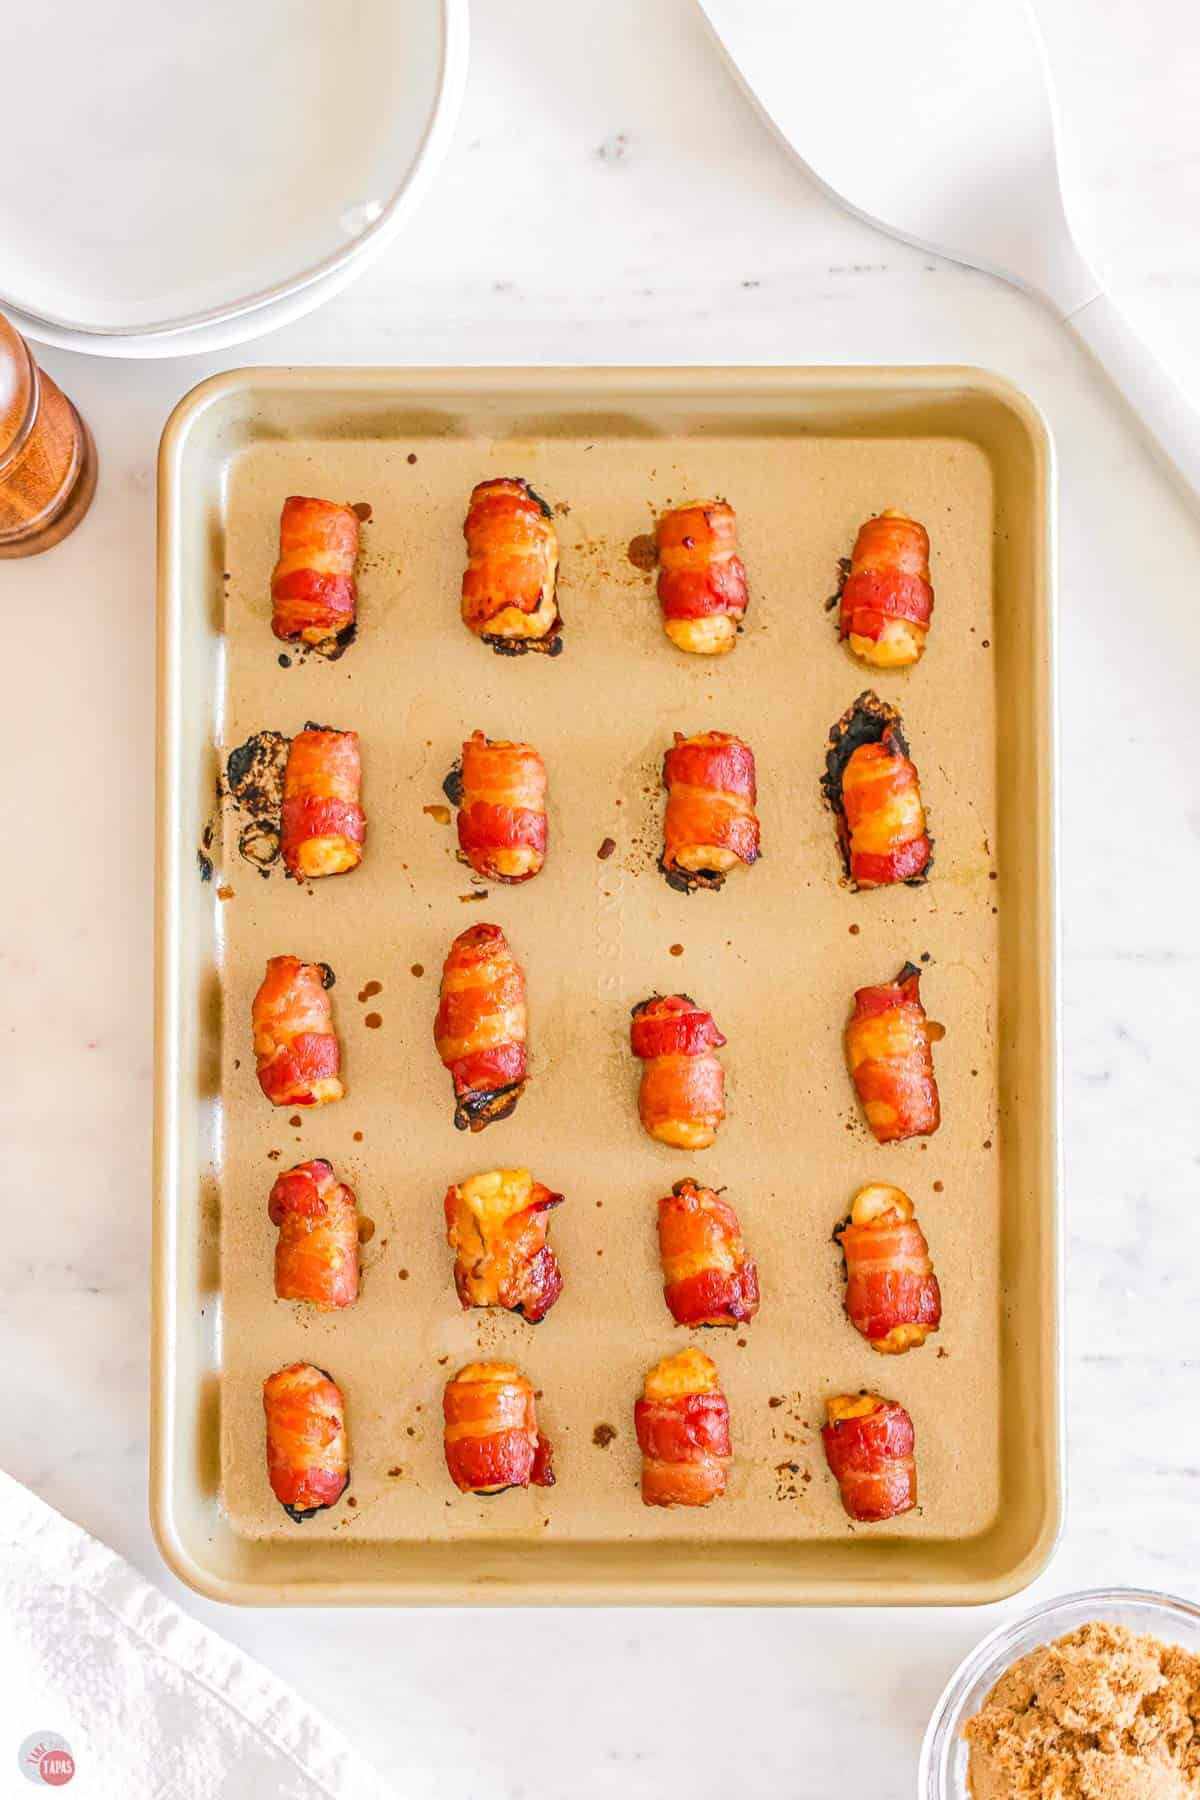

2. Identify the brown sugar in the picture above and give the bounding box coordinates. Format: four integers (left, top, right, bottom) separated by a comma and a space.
965, 1623, 1200, 1798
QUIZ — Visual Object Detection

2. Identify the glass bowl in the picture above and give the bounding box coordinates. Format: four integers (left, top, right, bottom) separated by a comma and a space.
919, 1586, 1200, 1799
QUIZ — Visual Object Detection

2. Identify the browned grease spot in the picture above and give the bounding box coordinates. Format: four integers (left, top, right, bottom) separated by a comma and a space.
351, 501, 372, 522
737, 1337, 747, 1348
358, 1218, 376, 1244
460, 890, 487, 903
288, 1114, 302, 1127
357, 980, 382, 1001
926, 1021, 946, 1042
592, 1423, 617, 1448
353, 1130, 363, 1142
932, 1179, 944, 1193
410, 963, 424, 978
768, 1396, 783, 1409
989, 870, 999, 880
398, 1268, 409, 1280
346, 1495, 357, 1508
848, 922, 860, 935
407, 452, 418, 465
597, 836, 616, 859
627, 533, 657, 571
364, 1012, 383, 1029
423, 803, 451, 826
937, 1347, 949, 1359
387, 1466, 402, 1478
983, 1138, 993, 1150
267, 1149, 280, 1161
217, 885, 234, 901
406, 1426, 415, 1437
669, 943, 684, 957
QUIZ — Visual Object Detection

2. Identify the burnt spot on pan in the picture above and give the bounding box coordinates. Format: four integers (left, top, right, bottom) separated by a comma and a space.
222, 729, 288, 874
197, 818, 216, 884
825, 554, 852, 614
442, 763, 464, 808
821, 690, 933, 885
627, 532, 657, 572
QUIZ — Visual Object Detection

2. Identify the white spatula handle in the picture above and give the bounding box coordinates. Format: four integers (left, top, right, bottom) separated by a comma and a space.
1067, 292, 1200, 501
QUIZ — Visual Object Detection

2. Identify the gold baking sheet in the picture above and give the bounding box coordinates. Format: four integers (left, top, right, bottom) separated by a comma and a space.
153, 368, 1060, 1603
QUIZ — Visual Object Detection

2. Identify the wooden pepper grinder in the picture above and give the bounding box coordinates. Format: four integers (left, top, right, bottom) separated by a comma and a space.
0, 313, 97, 557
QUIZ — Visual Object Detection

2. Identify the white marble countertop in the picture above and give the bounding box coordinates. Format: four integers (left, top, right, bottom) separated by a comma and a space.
5, 0, 1200, 1793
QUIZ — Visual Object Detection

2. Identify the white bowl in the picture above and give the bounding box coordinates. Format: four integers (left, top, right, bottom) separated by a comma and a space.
1, 0, 468, 356
919, 1586, 1200, 1799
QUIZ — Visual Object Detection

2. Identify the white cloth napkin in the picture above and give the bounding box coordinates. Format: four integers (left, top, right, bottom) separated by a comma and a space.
0, 1470, 394, 1799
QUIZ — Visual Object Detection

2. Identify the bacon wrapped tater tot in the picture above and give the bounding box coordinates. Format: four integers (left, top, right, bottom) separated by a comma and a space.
658, 1179, 759, 1327
839, 510, 934, 669
444, 1168, 563, 1323
822, 1393, 916, 1523
280, 726, 365, 880
660, 730, 760, 893
445, 730, 547, 883
822, 692, 931, 888
655, 501, 748, 656
270, 496, 359, 650
443, 1361, 555, 1495
631, 994, 726, 1150
434, 923, 528, 1132
846, 963, 941, 1144
635, 1348, 731, 1508
268, 1159, 359, 1311
461, 477, 562, 655
263, 1362, 349, 1522
252, 955, 344, 1109
835, 1183, 940, 1354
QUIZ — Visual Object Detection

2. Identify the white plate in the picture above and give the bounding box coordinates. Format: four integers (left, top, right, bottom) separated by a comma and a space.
1, 0, 468, 352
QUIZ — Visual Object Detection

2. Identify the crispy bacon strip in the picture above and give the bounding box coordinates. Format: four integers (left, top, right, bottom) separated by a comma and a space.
822, 1393, 916, 1522
449, 730, 547, 883
661, 730, 760, 893
836, 1183, 940, 1353
268, 1159, 359, 1311
443, 1361, 555, 1495
656, 501, 749, 655
444, 1168, 563, 1322
839, 511, 933, 669
658, 1179, 759, 1327
434, 923, 528, 1132
822, 692, 930, 888
635, 1348, 731, 1508
846, 963, 941, 1144
263, 1362, 349, 1521
461, 478, 561, 654
281, 727, 365, 880
270, 496, 359, 648
252, 955, 344, 1108
631, 994, 726, 1150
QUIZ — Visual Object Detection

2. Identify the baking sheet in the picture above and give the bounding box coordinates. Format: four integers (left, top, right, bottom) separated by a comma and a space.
154, 368, 1060, 1603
